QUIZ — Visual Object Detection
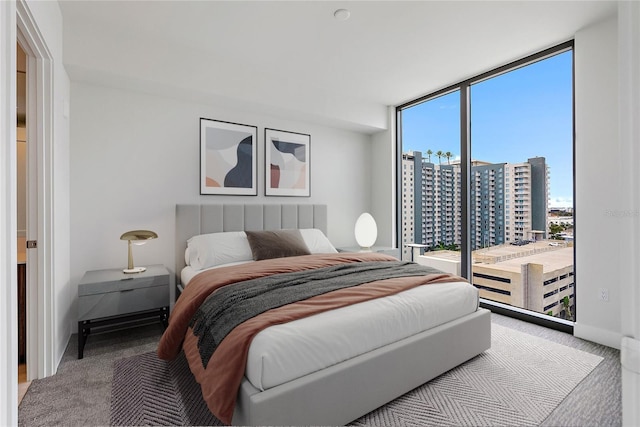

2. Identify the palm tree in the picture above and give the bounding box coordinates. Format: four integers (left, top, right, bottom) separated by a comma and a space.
445, 151, 452, 164
435, 150, 444, 165
426, 149, 433, 163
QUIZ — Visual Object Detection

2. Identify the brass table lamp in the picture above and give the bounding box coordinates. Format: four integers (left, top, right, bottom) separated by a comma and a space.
120, 230, 158, 273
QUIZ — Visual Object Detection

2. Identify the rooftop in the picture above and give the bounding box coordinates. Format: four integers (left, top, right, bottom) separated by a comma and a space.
420, 240, 574, 273
477, 246, 574, 274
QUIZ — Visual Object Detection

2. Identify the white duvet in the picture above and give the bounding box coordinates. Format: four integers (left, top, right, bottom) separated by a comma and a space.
183, 266, 478, 392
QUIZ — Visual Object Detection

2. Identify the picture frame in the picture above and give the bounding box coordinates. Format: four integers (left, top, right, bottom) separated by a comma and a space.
200, 118, 258, 195
264, 128, 311, 197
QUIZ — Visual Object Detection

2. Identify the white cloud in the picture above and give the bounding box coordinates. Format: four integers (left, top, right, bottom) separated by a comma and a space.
549, 196, 573, 208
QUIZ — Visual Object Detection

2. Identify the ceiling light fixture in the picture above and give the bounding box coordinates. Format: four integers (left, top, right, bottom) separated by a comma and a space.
334, 8, 350, 21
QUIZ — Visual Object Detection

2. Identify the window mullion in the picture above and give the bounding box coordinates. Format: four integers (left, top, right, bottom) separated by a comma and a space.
460, 83, 471, 280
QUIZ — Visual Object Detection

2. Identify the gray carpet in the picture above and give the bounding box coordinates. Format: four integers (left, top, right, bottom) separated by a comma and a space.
109, 323, 602, 427
19, 314, 622, 426
18, 323, 163, 427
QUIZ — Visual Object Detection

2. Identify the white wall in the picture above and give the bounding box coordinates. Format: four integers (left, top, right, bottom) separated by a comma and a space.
370, 106, 396, 248
618, 2, 640, 425
70, 82, 372, 316
574, 16, 621, 348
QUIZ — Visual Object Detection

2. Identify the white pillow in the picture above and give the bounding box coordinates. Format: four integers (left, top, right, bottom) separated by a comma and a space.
187, 231, 253, 270
299, 229, 338, 254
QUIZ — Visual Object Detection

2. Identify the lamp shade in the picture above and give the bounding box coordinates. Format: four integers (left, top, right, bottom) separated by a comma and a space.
354, 213, 377, 249
120, 230, 158, 241
120, 230, 157, 273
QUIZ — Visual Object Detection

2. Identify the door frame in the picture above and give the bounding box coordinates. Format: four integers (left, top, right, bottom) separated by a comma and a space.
16, 0, 56, 381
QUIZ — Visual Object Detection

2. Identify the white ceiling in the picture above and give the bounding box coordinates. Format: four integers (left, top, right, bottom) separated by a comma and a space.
58, 0, 616, 133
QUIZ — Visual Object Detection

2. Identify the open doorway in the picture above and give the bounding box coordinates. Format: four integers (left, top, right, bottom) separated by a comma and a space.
16, 41, 30, 403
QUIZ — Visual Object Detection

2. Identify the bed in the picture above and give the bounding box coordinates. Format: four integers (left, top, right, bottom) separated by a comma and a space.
159, 203, 491, 426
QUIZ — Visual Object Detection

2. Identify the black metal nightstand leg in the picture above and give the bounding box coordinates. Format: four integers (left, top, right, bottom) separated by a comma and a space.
78, 320, 90, 359
160, 306, 169, 328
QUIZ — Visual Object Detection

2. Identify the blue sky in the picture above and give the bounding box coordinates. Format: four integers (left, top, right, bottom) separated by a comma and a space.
402, 50, 573, 208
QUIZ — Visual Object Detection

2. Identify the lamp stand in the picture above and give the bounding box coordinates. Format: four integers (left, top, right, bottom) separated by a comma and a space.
123, 240, 146, 274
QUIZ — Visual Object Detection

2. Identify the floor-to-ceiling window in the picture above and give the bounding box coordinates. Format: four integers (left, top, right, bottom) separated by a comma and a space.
400, 90, 461, 271
397, 42, 574, 325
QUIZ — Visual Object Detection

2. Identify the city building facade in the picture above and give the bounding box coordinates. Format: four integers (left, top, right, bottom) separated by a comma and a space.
402, 151, 549, 259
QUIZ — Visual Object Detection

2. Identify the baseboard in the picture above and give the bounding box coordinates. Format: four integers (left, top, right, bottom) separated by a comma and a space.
480, 299, 573, 334
55, 329, 72, 376
574, 322, 621, 349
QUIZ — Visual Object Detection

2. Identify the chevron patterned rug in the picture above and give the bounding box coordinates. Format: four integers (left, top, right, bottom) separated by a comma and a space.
110, 323, 602, 426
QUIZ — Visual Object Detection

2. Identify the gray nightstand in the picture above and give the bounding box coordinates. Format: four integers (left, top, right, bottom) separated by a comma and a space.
337, 246, 400, 259
77, 264, 169, 359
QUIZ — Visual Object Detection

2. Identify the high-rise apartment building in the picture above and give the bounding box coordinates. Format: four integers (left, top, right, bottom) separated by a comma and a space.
402, 151, 549, 259
503, 157, 549, 243
471, 161, 505, 250
401, 154, 416, 254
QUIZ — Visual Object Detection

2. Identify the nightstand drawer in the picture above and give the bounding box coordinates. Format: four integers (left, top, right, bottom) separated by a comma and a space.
77, 264, 170, 321
78, 271, 169, 298
78, 284, 169, 321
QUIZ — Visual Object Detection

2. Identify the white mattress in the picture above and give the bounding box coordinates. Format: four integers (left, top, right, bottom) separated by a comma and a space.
183, 265, 478, 392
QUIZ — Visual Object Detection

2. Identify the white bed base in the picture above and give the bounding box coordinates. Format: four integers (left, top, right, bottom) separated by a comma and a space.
234, 307, 491, 425
175, 203, 492, 426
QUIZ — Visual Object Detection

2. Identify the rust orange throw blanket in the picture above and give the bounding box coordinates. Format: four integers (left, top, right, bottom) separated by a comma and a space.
157, 253, 463, 425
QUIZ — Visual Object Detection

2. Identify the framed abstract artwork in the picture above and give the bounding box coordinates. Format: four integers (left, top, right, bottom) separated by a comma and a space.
200, 118, 258, 195
265, 128, 311, 197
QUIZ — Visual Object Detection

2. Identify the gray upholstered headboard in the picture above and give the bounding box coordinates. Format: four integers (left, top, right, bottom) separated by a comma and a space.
175, 204, 328, 287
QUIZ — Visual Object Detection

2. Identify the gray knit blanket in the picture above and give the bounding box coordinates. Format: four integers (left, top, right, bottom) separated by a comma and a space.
190, 260, 443, 368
